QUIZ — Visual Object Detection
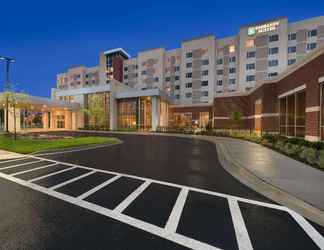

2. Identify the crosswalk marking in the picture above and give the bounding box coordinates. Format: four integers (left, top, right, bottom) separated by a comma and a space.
77, 175, 122, 200
165, 188, 189, 233
10, 163, 58, 176
114, 181, 151, 213
50, 170, 96, 190
0, 154, 323, 250
28, 166, 77, 183
228, 198, 253, 250
0, 160, 43, 171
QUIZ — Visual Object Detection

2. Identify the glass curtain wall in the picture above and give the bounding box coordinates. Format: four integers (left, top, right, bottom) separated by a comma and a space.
279, 90, 305, 137
20, 110, 44, 129
117, 97, 153, 130
85, 92, 110, 128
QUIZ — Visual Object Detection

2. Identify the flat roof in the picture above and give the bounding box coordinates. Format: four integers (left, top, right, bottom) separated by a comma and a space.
103, 48, 131, 59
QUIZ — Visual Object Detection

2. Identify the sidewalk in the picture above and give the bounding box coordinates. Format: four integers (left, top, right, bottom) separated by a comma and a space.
213, 137, 324, 212
0, 150, 21, 160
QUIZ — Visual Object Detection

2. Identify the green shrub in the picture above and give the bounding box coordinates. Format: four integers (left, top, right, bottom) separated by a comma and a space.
299, 148, 317, 165
316, 150, 324, 169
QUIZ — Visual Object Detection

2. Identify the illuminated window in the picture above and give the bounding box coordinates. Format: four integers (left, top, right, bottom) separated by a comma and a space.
245, 39, 254, 48
229, 45, 235, 53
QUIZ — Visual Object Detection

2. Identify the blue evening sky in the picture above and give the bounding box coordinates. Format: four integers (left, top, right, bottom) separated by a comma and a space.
1, 0, 323, 97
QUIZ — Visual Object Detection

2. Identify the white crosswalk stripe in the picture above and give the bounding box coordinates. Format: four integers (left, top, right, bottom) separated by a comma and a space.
0, 154, 323, 250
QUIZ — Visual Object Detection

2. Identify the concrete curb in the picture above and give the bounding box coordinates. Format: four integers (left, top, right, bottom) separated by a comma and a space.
78, 130, 324, 226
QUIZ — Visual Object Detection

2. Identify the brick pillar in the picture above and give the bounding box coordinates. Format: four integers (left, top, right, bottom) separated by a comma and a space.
305, 109, 320, 141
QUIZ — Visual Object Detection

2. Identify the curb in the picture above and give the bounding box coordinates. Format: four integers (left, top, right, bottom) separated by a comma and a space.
213, 139, 324, 227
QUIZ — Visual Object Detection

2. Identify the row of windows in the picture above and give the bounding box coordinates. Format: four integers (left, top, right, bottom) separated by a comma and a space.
185, 70, 209, 78
183, 80, 209, 88
216, 79, 236, 86
216, 56, 236, 65
288, 29, 317, 41
216, 67, 236, 75
165, 76, 180, 82
184, 91, 209, 98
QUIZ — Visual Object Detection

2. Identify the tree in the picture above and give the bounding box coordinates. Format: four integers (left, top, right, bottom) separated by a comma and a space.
82, 94, 107, 128
231, 111, 242, 121
0, 91, 30, 140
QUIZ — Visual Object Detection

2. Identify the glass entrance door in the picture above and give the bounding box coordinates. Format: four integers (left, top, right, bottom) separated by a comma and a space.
0, 109, 4, 131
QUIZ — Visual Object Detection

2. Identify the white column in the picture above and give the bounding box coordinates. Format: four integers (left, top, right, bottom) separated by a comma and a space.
151, 96, 159, 131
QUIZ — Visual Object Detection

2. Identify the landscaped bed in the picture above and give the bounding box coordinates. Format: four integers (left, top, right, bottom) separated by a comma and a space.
0, 134, 121, 154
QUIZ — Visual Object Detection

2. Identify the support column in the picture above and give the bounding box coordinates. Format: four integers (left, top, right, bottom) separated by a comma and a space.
151, 96, 159, 131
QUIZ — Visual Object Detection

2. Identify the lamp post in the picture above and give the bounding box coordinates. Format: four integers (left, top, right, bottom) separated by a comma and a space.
0, 56, 15, 133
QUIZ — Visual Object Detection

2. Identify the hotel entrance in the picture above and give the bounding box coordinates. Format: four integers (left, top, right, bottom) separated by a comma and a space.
0, 109, 4, 131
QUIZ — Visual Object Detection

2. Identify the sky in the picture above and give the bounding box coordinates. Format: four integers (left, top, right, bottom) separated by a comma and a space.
1, 0, 323, 97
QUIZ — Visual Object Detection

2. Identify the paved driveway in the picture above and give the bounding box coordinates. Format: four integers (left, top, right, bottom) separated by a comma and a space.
0, 132, 323, 250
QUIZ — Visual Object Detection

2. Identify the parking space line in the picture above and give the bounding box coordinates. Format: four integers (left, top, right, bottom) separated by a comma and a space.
50, 170, 96, 190
0, 160, 43, 171
28, 166, 77, 183
77, 175, 121, 200
165, 188, 189, 233
11, 163, 58, 176
114, 181, 151, 213
288, 209, 324, 250
228, 198, 253, 250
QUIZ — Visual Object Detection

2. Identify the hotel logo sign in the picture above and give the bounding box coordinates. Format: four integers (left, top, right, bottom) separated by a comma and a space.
248, 21, 280, 36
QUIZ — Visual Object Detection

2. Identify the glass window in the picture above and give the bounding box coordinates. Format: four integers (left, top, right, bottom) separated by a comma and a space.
199, 112, 209, 128
288, 58, 296, 65
268, 60, 279, 67
20, 110, 44, 129
288, 33, 296, 40
247, 51, 256, 58
217, 70, 223, 75
307, 43, 317, 51
246, 63, 255, 70
186, 72, 192, 78
288, 46, 297, 53
229, 68, 236, 74
216, 58, 223, 65
229, 56, 236, 63
185, 82, 192, 88
185, 92, 192, 98
229, 79, 236, 84
56, 115, 65, 129
246, 75, 255, 82
269, 34, 279, 42
186, 52, 192, 58
85, 92, 110, 128
308, 29, 317, 37
186, 62, 192, 68
269, 47, 279, 55
202, 59, 209, 65
217, 80, 223, 86
175, 76, 180, 81
202, 70, 208, 76
229, 45, 235, 53
201, 80, 208, 86
175, 85, 180, 90
245, 39, 254, 48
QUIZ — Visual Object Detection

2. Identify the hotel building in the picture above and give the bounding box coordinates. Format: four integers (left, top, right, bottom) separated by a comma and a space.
2, 15, 324, 141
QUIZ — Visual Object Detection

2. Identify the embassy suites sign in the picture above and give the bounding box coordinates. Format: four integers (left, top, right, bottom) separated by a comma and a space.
247, 21, 280, 36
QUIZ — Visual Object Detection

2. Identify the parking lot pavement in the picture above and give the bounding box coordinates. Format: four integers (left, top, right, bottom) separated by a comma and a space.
0, 155, 323, 250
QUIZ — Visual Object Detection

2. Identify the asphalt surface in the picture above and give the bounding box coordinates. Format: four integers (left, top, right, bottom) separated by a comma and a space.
0, 132, 323, 250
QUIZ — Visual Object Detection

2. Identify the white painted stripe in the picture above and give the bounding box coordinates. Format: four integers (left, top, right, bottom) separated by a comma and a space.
0, 172, 222, 250
278, 84, 306, 98
165, 188, 189, 232
50, 170, 96, 190
114, 181, 151, 213
0, 157, 27, 164
288, 209, 324, 250
29, 166, 77, 183
77, 175, 121, 200
228, 199, 253, 250
11, 163, 58, 176
26, 154, 287, 211
0, 160, 43, 171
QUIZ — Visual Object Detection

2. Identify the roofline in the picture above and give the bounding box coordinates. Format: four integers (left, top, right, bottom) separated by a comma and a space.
240, 16, 287, 29
103, 48, 131, 59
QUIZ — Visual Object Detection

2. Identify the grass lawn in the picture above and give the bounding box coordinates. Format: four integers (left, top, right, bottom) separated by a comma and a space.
0, 135, 121, 154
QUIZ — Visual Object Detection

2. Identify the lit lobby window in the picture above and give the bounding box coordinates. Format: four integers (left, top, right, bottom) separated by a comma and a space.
229, 45, 235, 53
245, 39, 255, 48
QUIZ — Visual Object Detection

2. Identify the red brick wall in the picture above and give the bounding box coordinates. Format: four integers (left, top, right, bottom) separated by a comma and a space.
306, 111, 320, 137
112, 56, 124, 82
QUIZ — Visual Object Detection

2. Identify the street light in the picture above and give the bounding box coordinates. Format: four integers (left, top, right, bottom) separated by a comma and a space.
0, 56, 15, 133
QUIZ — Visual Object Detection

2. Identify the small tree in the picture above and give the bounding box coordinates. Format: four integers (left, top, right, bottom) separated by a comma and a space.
82, 94, 106, 128
0, 91, 30, 139
231, 111, 242, 121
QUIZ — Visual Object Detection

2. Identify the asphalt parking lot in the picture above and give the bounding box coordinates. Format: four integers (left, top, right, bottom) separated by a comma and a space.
0, 132, 323, 250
